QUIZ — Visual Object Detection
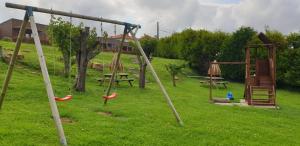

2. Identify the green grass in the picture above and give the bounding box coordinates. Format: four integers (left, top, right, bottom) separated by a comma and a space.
0, 40, 300, 146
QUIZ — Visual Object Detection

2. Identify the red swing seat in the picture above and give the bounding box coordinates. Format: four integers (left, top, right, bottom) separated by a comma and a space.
55, 95, 72, 102
103, 92, 117, 100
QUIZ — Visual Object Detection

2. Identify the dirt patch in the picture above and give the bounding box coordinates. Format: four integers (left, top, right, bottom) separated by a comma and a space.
60, 117, 75, 124
97, 111, 113, 116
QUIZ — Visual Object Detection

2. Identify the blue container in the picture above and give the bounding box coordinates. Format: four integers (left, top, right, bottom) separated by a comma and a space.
226, 92, 234, 100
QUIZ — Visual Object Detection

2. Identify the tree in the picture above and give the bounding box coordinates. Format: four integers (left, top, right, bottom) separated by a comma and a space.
156, 33, 181, 59
265, 29, 288, 85
47, 17, 80, 77
165, 63, 185, 87
74, 27, 101, 92
279, 32, 300, 87
218, 27, 257, 81
102, 31, 109, 50
180, 29, 227, 74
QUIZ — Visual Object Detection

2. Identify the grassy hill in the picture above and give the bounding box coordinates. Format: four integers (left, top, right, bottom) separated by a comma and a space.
0, 40, 300, 145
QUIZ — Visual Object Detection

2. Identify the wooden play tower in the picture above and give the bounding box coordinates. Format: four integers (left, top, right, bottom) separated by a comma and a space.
244, 33, 276, 106
209, 33, 277, 106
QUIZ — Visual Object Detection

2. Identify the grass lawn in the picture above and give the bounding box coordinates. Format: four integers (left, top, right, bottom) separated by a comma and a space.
0, 40, 300, 146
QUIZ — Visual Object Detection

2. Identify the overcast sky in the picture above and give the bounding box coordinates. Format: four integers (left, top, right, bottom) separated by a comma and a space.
0, 0, 299, 37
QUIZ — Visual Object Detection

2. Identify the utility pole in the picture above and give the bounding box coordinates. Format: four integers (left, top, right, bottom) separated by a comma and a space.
156, 21, 159, 39
100, 22, 103, 36
114, 24, 117, 36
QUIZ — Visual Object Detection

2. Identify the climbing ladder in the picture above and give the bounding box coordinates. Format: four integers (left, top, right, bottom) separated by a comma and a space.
250, 85, 275, 106
246, 58, 276, 106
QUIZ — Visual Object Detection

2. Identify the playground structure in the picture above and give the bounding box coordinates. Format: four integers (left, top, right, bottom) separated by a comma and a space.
0, 3, 183, 146
209, 33, 277, 106
245, 33, 276, 106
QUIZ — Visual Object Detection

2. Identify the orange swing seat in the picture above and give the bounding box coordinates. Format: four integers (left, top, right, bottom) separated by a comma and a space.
55, 95, 72, 102
103, 92, 117, 100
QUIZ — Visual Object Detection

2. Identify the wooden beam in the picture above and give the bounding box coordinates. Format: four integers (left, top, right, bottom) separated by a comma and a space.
5, 2, 140, 28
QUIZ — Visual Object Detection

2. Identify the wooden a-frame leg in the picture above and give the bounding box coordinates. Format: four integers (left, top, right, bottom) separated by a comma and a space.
29, 15, 67, 146
104, 26, 128, 105
0, 14, 28, 109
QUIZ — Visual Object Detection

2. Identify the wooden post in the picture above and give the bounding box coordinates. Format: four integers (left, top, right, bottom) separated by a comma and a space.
29, 15, 67, 146
0, 14, 28, 109
130, 29, 184, 126
0, 46, 3, 60
245, 47, 251, 104
209, 63, 212, 101
104, 26, 128, 104
272, 45, 276, 106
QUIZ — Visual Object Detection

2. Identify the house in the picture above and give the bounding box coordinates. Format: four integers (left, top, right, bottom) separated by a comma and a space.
0, 18, 49, 44
99, 34, 134, 53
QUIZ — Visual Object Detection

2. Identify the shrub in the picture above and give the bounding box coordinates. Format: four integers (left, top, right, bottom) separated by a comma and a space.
218, 27, 257, 81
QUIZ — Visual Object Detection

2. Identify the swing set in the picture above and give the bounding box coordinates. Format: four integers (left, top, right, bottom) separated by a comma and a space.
0, 3, 183, 146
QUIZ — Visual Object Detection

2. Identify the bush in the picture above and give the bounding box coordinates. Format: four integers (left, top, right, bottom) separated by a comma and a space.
180, 29, 228, 74
154, 27, 300, 88
218, 27, 257, 81
155, 34, 181, 59
279, 48, 300, 87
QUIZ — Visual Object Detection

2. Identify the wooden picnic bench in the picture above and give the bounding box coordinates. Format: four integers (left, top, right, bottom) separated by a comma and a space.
97, 78, 134, 87
200, 77, 228, 88
98, 73, 134, 87
104, 73, 129, 79
115, 78, 134, 87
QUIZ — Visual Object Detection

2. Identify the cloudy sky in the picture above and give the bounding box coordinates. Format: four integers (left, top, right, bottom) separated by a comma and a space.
0, 0, 299, 37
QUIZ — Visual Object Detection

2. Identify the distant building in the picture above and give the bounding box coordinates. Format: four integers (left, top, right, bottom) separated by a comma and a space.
99, 34, 134, 53
0, 18, 138, 53
0, 18, 49, 44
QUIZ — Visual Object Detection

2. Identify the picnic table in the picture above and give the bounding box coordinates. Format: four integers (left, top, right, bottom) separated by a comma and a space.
200, 76, 228, 88
98, 73, 134, 87
104, 73, 129, 79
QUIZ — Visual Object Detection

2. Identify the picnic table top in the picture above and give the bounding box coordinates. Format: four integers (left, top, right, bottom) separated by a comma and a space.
104, 73, 129, 76
203, 76, 224, 80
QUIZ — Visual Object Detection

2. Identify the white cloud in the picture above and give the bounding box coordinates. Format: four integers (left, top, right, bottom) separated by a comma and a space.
0, 0, 299, 37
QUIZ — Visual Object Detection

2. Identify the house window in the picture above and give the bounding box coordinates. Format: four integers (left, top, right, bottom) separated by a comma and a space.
25, 33, 30, 38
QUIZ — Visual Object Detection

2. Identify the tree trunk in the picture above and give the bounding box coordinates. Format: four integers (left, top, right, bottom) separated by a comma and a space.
139, 62, 147, 88
74, 27, 101, 92
0, 46, 3, 61
74, 28, 89, 92
172, 74, 176, 87
75, 57, 88, 92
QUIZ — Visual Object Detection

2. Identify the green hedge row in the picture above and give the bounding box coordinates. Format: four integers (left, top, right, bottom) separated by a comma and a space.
149, 27, 300, 87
